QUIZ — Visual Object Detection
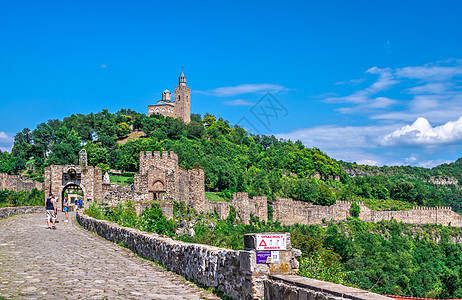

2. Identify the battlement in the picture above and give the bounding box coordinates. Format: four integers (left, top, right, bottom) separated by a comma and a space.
140, 151, 178, 161
411, 206, 452, 211
139, 151, 179, 175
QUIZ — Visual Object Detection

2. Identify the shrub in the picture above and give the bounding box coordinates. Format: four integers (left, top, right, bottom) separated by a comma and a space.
140, 203, 176, 237
350, 202, 360, 218
298, 251, 346, 284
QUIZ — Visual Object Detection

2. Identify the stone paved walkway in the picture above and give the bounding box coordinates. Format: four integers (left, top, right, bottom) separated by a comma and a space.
0, 212, 220, 300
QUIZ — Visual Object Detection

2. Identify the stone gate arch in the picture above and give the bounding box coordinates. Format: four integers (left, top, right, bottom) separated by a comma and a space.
150, 178, 166, 200
44, 165, 102, 210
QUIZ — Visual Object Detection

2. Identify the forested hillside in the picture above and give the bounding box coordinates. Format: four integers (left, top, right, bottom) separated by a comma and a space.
2, 109, 462, 211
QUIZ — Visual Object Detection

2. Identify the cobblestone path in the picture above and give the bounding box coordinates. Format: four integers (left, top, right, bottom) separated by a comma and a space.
0, 212, 220, 300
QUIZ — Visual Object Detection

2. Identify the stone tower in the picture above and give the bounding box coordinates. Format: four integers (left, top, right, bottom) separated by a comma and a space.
174, 69, 191, 124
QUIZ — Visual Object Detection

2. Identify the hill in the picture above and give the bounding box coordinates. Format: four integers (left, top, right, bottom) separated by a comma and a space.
2, 109, 462, 211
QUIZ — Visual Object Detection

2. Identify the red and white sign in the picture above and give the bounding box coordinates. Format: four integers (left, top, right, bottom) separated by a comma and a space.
256, 233, 287, 250
87, 191, 92, 196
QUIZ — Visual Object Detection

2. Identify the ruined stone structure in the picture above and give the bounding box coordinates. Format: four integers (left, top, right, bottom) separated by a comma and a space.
100, 151, 268, 224
101, 151, 462, 228
44, 165, 102, 211
134, 151, 205, 209
0, 173, 43, 192
148, 69, 191, 124
208, 192, 268, 223
272, 198, 462, 227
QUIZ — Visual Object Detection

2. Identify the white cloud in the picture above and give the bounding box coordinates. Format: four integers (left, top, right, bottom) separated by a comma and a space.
196, 83, 286, 97
276, 124, 397, 165
396, 60, 462, 81
365, 67, 399, 93
380, 116, 462, 147
223, 99, 255, 106
0, 131, 14, 153
406, 82, 454, 94
403, 154, 452, 168
325, 67, 399, 106
324, 60, 462, 126
335, 78, 365, 85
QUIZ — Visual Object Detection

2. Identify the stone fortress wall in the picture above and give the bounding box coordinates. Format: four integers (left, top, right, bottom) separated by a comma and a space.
101, 151, 462, 227
102, 151, 268, 223
272, 198, 462, 227
0, 173, 43, 192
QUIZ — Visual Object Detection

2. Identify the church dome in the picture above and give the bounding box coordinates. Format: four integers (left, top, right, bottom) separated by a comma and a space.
163, 88, 171, 94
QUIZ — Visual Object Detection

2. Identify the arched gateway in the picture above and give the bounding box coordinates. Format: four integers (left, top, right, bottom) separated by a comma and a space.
44, 165, 102, 211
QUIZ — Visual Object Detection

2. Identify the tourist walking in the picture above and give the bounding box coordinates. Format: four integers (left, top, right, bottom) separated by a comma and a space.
45, 194, 57, 230
63, 196, 69, 222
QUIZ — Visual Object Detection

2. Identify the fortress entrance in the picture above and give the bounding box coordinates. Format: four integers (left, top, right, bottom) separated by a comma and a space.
62, 183, 84, 211
151, 179, 166, 200
44, 165, 102, 211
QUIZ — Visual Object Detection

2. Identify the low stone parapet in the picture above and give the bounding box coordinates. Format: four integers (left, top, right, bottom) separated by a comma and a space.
0, 206, 44, 219
77, 212, 250, 299
76, 212, 391, 299
264, 275, 392, 300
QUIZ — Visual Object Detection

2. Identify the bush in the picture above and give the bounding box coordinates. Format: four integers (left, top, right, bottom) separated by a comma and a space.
350, 202, 360, 218
140, 203, 176, 237
298, 251, 346, 284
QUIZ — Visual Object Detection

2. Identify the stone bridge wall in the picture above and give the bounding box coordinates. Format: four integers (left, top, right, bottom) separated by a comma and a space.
76, 212, 391, 300
0, 206, 43, 219
265, 275, 391, 300
76, 212, 250, 299
0, 173, 43, 192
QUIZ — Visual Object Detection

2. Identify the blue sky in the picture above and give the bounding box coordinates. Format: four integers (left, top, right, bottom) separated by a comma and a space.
1, 0, 462, 167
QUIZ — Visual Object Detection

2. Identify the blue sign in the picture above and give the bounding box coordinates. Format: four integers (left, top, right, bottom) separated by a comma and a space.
256, 251, 272, 264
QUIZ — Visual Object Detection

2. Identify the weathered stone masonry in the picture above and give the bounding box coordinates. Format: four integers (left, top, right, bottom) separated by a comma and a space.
102, 151, 462, 228
76, 212, 391, 300
0, 206, 43, 219
272, 198, 462, 227
44, 165, 102, 211
0, 173, 43, 192
134, 151, 206, 211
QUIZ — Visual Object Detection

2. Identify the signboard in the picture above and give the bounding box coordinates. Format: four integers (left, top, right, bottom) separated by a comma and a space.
256, 233, 287, 251
256, 251, 280, 264
87, 191, 92, 196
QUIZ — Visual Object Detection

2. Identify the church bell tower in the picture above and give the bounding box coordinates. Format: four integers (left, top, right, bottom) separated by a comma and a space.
174, 68, 191, 123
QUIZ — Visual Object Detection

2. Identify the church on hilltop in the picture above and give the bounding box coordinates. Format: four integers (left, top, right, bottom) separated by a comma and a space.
148, 69, 191, 124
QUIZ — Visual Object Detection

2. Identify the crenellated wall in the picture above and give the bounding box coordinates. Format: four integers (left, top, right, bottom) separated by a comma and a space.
0, 173, 43, 192
207, 192, 268, 223
98, 151, 462, 228
135, 151, 205, 211
271, 198, 462, 227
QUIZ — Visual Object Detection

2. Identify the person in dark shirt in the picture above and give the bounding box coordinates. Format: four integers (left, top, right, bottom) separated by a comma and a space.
45, 194, 57, 229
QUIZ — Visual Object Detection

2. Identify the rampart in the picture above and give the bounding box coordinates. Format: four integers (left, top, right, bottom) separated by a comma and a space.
76, 212, 390, 300
207, 192, 268, 223
0, 173, 43, 192
0, 206, 43, 219
272, 198, 462, 227
100, 151, 462, 228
